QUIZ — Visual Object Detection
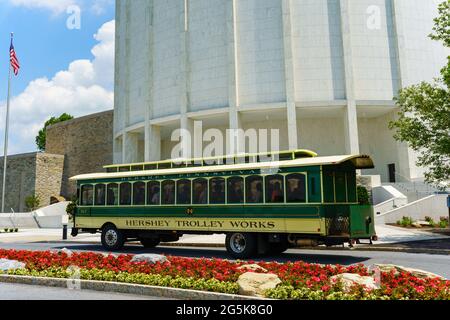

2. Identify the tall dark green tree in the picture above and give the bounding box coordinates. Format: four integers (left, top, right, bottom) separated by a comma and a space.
389, 0, 450, 189
36, 113, 74, 151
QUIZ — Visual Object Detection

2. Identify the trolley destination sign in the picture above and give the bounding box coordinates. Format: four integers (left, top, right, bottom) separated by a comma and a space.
124, 218, 277, 230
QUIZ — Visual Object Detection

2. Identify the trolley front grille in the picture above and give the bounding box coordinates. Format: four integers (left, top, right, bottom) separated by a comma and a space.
326, 216, 350, 236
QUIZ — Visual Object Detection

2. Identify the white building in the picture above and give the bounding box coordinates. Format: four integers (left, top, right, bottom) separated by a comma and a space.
114, 0, 448, 183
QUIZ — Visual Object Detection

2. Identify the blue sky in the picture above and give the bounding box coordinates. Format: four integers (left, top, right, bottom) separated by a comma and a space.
0, 0, 115, 154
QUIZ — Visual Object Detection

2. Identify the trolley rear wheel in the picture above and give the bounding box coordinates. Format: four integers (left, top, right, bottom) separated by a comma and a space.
140, 238, 161, 248
225, 233, 257, 259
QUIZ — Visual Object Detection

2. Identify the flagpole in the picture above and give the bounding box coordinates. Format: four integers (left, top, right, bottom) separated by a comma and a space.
1, 33, 13, 213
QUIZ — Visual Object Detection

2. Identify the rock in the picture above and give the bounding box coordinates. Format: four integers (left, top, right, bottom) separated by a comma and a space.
59, 248, 74, 257
100, 253, 118, 258
237, 272, 281, 297
330, 273, 379, 292
0, 259, 26, 272
374, 264, 444, 279
411, 222, 422, 228
131, 254, 168, 264
417, 221, 431, 227
237, 264, 268, 273
50, 195, 66, 205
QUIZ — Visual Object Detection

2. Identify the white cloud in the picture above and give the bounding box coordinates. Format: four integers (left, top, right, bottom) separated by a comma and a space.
8, 0, 113, 15
0, 20, 115, 155
9, 0, 78, 14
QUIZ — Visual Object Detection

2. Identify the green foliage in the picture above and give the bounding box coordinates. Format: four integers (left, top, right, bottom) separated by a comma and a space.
439, 217, 449, 228
425, 216, 437, 227
397, 216, 413, 228
357, 186, 370, 205
7, 268, 240, 295
35, 113, 74, 151
430, 0, 450, 87
24, 195, 40, 212
389, 1, 450, 189
66, 200, 78, 219
265, 285, 391, 301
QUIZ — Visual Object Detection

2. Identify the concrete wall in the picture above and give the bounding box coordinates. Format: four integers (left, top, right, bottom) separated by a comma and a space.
0, 202, 69, 229
46, 110, 114, 198
376, 194, 449, 225
0, 153, 64, 213
114, 0, 448, 182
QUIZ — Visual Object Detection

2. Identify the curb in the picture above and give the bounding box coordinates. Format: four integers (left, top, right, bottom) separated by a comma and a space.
164, 243, 450, 255
36, 241, 450, 255
0, 275, 265, 301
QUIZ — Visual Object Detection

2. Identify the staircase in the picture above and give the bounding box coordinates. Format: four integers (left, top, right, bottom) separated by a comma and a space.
384, 182, 447, 203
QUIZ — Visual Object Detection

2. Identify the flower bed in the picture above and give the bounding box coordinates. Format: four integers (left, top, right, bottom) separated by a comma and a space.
0, 249, 448, 300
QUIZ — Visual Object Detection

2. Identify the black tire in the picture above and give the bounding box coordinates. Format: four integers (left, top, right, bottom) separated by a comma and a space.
268, 242, 289, 255
101, 224, 125, 251
140, 238, 161, 248
225, 233, 257, 259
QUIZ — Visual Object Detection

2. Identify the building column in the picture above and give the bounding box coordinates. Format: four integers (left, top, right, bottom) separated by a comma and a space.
144, 0, 156, 162
145, 124, 161, 162
123, 132, 140, 164
390, 0, 415, 181
114, 136, 123, 164
282, 0, 298, 151
340, 0, 360, 155
227, 0, 244, 155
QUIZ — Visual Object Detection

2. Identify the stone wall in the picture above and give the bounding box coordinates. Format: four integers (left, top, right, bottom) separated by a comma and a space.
35, 153, 65, 208
0, 153, 64, 212
46, 110, 114, 198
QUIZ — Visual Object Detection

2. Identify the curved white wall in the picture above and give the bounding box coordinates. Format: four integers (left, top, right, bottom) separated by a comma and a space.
114, 0, 448, 181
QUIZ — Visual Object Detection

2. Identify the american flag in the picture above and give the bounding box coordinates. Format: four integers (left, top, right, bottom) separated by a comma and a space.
10, 38, 20, 76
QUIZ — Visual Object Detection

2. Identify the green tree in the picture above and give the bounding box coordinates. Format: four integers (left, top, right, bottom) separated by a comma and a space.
35, 113, 74, 151
389, 0, 450, 189
25, 195, 40, 212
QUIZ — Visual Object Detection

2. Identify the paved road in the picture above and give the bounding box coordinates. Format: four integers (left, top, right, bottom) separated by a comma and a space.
0, 282, 164, 300
1, 241, 449, 279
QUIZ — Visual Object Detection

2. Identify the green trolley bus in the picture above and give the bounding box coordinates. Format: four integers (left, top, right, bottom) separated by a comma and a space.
70, 150, 377, 258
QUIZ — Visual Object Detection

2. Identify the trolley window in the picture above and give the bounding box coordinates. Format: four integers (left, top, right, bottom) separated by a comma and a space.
94, 184, 106, 206
161, 180, 175, 205
177, 180, 191, 205
107, 183, 119, 206
120, 183, 132, 206
210, 178, 225, 204
81, 185, 94, 206
147, 181, 161, 205
193, 179, 208, 204
346, 171, 357, 202
246, 176, 264, 203
265, 175, 284, 203
227, 177, 244, 204
335, 172, 347, 203
133, 182, 146, 205
286, 174, 306, 203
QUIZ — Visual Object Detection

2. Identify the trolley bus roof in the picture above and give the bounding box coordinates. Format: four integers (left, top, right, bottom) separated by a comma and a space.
70, 155, 374, 181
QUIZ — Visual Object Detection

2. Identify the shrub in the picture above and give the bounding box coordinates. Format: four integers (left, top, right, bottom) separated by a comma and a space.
24, 195, 40, 212
357, 186, 370, 205
425, 216, 437, 227
66, 200, 77, 219
398, 216, 413, 227
439, 217, 449, 228
7, 268, 240, 294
